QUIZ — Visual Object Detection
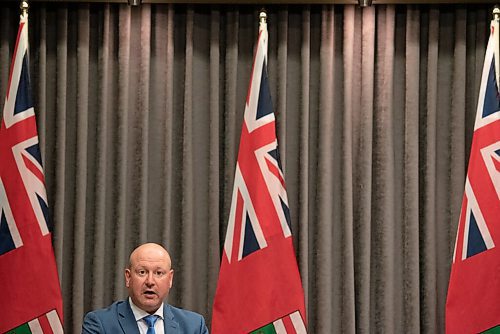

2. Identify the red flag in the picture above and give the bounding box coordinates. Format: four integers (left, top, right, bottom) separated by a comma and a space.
211, 16, 307, 334
445, 17, 500, 334
0, 11, 64, 333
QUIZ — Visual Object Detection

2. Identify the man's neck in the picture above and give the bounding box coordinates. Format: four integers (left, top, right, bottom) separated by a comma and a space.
128, 297, 164, 319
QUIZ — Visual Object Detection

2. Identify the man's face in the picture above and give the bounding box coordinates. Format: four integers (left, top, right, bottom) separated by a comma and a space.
125, 244, 174, 314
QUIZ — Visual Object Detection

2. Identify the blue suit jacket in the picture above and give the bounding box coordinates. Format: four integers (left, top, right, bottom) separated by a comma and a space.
82, 300, 209, 334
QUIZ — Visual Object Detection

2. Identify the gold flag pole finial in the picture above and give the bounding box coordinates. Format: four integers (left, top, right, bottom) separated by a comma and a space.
258, 9, 268, 55
259, 10, 267, 25
493, 6, 500, 92
493, 5, 500, 21
20, 1, 29, 17
259, 9, 267, 30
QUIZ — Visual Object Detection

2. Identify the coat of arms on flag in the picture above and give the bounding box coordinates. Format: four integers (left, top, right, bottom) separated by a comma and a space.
0, 6, 64, 334
445, 8, 500, 334
211, 12, 307, 334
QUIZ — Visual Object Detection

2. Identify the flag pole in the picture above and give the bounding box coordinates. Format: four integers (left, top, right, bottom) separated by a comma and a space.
493, 5, 500, 93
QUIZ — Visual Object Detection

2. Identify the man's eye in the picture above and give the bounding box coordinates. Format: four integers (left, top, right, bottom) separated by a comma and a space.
155, 271, 165, 277
137, 270, 146, 276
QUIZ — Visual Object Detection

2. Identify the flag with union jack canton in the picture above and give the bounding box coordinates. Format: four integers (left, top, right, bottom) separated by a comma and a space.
0, 11, 64, 334
211, 15, 307, 334
446, 15, 500, 334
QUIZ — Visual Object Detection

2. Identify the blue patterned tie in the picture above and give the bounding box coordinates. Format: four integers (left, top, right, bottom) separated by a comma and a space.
143, 315, 159, 334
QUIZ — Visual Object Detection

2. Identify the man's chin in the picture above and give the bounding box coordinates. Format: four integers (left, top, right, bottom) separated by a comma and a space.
138, 298, 161, 312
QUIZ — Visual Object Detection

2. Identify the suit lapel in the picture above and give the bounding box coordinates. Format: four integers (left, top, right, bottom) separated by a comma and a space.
163, 304, 179, 334
117, 300, 141, 334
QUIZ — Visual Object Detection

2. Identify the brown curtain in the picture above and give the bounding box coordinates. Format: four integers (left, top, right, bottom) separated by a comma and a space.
0, 2, 490, 333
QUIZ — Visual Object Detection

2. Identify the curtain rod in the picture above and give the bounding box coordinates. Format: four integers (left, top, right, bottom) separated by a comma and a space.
2, 0, 499, 4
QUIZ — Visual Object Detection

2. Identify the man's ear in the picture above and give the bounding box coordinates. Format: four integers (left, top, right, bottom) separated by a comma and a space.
169, 269, 174, 288
125, 268, 131, 288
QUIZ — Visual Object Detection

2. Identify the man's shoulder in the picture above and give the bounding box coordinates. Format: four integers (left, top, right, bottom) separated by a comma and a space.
82, 300, 132, 333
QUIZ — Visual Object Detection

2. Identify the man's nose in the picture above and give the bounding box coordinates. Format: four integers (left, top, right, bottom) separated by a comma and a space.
145, 272, 155, 284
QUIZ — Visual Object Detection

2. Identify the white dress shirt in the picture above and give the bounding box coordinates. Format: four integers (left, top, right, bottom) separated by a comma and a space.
129, 297, 165, 334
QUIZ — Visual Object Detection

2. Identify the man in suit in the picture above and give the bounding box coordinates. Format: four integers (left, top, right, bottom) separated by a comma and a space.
82, 243, 209, 334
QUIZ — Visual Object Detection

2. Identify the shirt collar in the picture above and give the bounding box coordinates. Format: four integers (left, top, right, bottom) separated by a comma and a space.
128, 297, 164, 321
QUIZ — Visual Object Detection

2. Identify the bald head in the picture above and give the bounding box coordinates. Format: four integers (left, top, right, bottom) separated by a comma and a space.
128, 243, 172, 270
125, 243, 174, 313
